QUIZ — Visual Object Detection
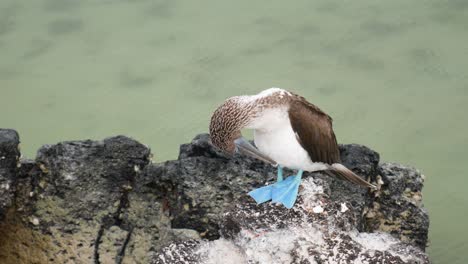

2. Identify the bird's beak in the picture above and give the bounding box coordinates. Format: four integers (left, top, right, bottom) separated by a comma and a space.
234, 137, 277, 166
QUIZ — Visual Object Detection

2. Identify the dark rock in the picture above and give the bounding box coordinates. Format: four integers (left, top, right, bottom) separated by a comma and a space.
15, 159, 42, 214
30, 136, 152, 263
139, 154, 276, 240
35, 136, 151, 220
150, 134, 430, 263
172, 134, 382, 238
339, 143, 380, 178
178, 133, 229, 160
365, 163, 429, 249
0, 131, 430, 263
0, 129, 20, 220
325, 144, 381, 232
154, 180, 429, 263
119, 164, 201, 263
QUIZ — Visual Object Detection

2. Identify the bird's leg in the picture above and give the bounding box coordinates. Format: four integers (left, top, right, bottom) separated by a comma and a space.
295, 169, 303, 182
277, 165, 283, 182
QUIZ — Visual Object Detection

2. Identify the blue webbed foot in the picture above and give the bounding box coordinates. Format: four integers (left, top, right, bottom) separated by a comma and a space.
248, 165, 284, 204
272, 170, 303, 209
248, 185, 274, 203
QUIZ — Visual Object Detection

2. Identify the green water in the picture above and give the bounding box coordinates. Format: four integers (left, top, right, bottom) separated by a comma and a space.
1, 1, 467, 262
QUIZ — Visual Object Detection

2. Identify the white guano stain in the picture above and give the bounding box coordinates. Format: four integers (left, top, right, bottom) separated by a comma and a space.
340, 203, 349, 213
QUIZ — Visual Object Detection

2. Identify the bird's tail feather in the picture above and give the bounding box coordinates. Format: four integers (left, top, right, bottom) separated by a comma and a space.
325, 163, 376, 189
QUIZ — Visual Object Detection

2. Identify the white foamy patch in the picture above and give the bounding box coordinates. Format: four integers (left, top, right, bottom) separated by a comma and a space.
240, 229, 297, 263
340, 203, 349, 213
238, 225, 324, 264
350, 231, 397, 252
350, 231, 421, 263
296, 177, 325, 212
30, 217, 40, 226
178, 226, 425, 263
377, 177, 384, 185
198, 225, 324, 264
63, 172, 75, 181
198, 239, 246, 264
312, 205, 324, 213
1, 183, 10, 190
299, 177, 324, 198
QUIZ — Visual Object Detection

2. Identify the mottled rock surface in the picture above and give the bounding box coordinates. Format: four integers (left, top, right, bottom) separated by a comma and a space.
154, 176, 429, 263
153, 134, 430, 264
0, 131, 430, 264
365, 162, 429, 249
0, 129, 20, 220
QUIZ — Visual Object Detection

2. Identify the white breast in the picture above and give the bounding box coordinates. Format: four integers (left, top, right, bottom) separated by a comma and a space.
246, 107, 328, 172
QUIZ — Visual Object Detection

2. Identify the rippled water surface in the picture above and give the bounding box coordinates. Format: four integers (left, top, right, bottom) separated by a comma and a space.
1, 1, 467, 262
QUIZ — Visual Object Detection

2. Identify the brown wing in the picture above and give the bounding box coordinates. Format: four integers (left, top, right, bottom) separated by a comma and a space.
288, 97, 341, 165
288, 96, 376, 189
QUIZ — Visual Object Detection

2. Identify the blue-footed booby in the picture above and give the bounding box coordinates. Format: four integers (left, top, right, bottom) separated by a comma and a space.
209, 88, 376, 208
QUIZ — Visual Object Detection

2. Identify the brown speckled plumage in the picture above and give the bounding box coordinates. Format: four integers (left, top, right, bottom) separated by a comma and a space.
209, 89, 292, 153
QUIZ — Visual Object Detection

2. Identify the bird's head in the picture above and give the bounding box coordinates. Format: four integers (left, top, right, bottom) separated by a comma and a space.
209, 97, 246, 154
209, 97, 277, 165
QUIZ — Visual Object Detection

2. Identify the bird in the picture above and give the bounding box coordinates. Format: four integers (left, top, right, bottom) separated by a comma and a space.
209, 88, 376, 208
